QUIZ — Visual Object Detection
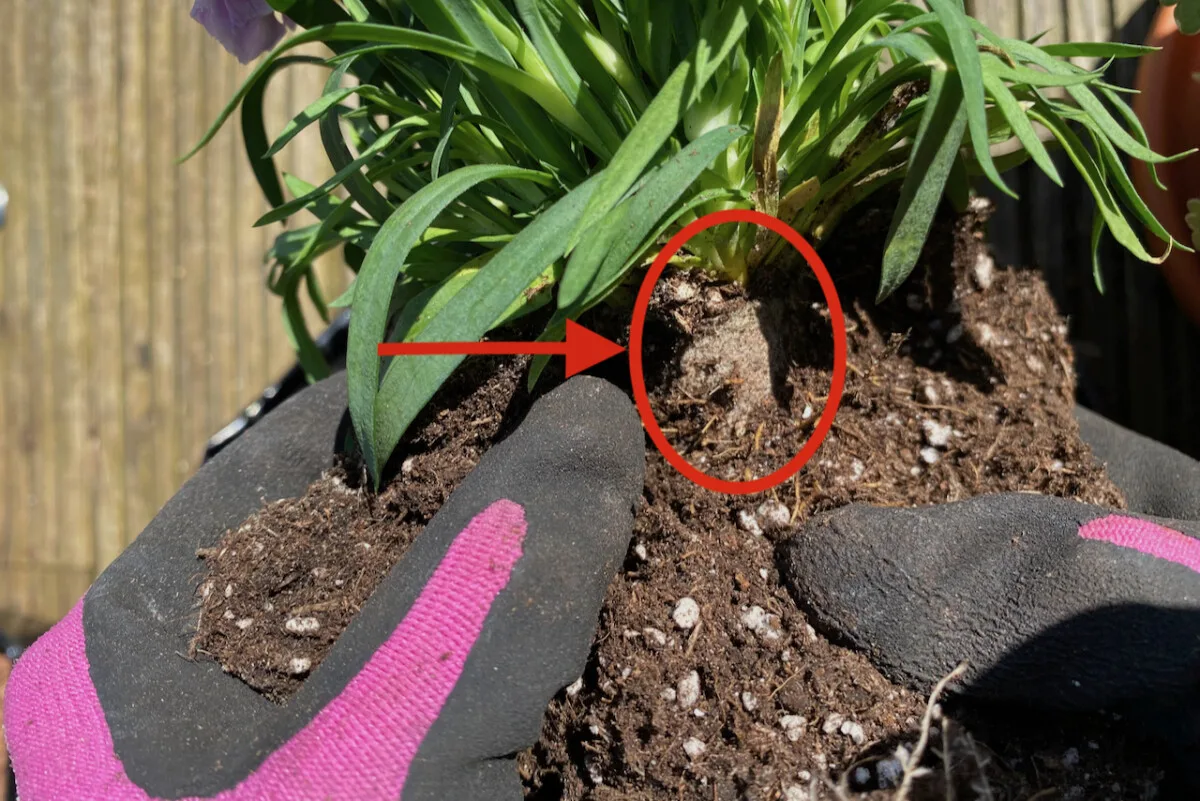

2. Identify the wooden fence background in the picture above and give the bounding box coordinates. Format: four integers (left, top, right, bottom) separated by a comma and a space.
0, 1, 347, 637
0, 0, 1197, 634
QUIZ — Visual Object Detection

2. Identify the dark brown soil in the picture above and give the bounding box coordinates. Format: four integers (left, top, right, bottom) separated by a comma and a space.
189, 197, 1166, 799
636, 198, 1123, 510
189, 357, 533, 702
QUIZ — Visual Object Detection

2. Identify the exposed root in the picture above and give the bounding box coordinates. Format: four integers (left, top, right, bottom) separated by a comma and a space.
895, 661, 970, 801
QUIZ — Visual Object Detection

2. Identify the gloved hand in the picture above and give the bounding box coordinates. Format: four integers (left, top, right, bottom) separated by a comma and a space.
780, 406, 1200, 792
3, 374, 644, 801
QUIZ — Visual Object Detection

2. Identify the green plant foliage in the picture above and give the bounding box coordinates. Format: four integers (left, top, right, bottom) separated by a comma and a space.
193, 0, 1191, 485
1162, 0, 1200, 35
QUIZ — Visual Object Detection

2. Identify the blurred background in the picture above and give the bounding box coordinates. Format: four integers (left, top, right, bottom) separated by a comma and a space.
0, 0, 1197, 640
0, 1, 350, 639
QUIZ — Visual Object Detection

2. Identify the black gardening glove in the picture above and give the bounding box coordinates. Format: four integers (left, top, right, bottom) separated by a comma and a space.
4, 374, 644, 801
780, 407, 1200, 789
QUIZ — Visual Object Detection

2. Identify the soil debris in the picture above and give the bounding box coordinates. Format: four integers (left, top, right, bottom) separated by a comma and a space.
191, 197, 1155, 799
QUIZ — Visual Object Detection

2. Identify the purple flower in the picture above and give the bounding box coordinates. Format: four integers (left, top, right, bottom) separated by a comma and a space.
190, 0, 295, 64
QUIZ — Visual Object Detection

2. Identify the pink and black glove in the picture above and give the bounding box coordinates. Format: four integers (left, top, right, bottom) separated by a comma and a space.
781, 406, 1200, 795
3, 375, 644, 800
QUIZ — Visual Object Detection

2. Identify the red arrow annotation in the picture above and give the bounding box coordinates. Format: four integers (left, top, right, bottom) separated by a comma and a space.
377, 319, 626, 378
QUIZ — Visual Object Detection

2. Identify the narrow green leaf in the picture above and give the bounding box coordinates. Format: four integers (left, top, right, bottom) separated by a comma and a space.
267, 86, 360, 159
553, 0, 651, 110
1070, 112, 1190, 252
282, 173, 366, 225
626, 0, 658, 83
982, 72, 1062, 186
431, 63, 463, 180
1090, 209, 1106, 294
330, 278, 357, 309
1039, 42, 1158, 59
281, 276, 331, 382
391, 254, 557, 343
513, 0, 625, 156
926, 0, 1014, 199
878, 68, 968, 301
185, 23, 595, 169
568, 0, 758, 250
306, 269, 331, 324
967, 21, 1187, 165
256, 123, 405, 226
1028, 102, 1171, 265
342, 0, 371, 20
517, 0, 583, 99
346, 164, 550, 479
239, 55, 326, 209
1095, 83, 1171, 191
980, 54, 1105, 87
812, 0, 835, 39
528, 185, 742, 390
319, 59, 395, 224
388, 253, 493, 343
368, 173, 603, 483
566, 60, 692, 250
559, 124, 748, 312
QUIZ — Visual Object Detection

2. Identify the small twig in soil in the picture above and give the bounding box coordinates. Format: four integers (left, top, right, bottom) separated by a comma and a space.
895, 660, 969, 801
768, 670, 799, 699
832, 421, 868, 445
984, 426, 1006, 461
275, 572, 301, 592
684, 619, 703, 658
288, 599, 342, 616
890, 390, 974, 417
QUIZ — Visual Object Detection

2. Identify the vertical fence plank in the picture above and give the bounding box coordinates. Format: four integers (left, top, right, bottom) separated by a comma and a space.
207, 49, 239, 435
146, 2, 182, 522
119, 0, 156, 554
48, 1, 87, 606
0, 0, 11, 600
82, 0, 126, 585
176, 11, 212, 481
12, 0, 50, 628
0, 1, 30, 628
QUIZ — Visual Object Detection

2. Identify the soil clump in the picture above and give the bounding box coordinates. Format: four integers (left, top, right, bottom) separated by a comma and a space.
191, 198, 1162, 799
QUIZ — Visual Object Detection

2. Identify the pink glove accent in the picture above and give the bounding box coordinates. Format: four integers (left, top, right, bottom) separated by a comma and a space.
1079, 514, 1200, 575
4, 499, 527, 800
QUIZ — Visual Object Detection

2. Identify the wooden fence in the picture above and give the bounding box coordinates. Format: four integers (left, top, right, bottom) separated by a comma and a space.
0, 0, 1197, 634
0, 1, 347, 636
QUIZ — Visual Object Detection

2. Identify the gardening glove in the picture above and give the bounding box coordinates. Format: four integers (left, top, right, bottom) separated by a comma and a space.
3, 373, 645, 801
780, 406, 1200, 787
